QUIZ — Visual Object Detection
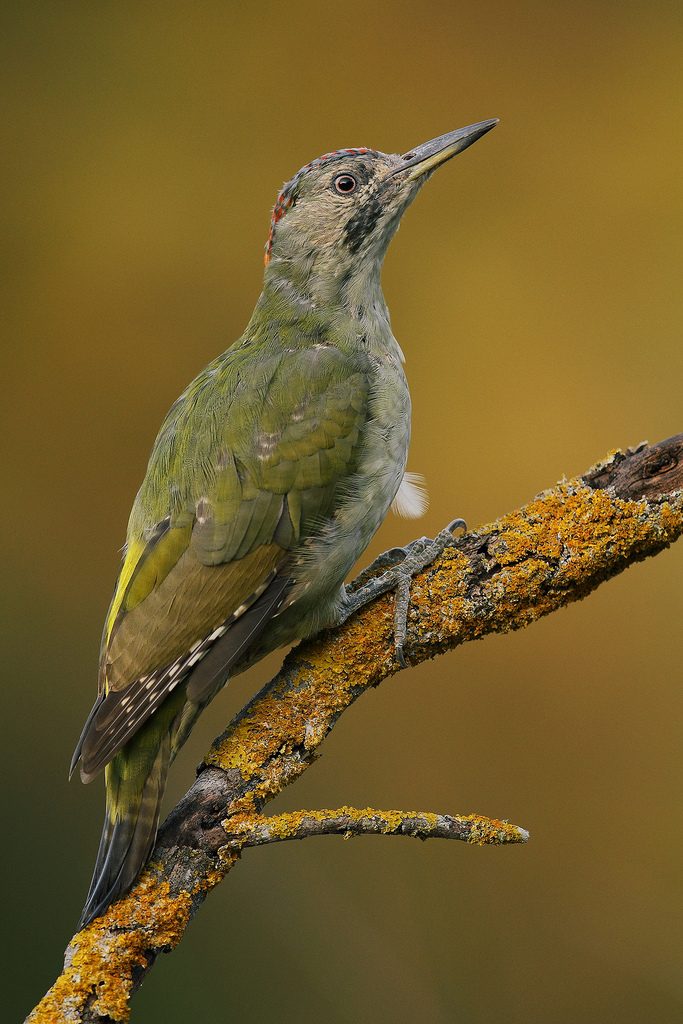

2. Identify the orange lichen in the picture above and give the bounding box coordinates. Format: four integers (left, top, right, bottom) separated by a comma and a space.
205, 610, 396, 794
27, 450, 682, 1022
658, 500, 683, 537
28, 875, 192, 1024
459, 813, 526, 845
204, 474, 682, 857
219, 805, 526, 850
198, 867, 229, 892
418, 481, 682, 647
487, 484, 657, 572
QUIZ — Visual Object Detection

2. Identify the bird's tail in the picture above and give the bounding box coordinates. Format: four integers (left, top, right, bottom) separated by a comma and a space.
78, 720, 173, 929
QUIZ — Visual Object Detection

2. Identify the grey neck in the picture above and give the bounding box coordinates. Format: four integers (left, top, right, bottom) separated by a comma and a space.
250, 253, 403, 363
263, 252, 387, 321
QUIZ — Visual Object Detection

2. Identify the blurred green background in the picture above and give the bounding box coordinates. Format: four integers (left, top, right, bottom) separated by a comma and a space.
3, 2, 682, 1021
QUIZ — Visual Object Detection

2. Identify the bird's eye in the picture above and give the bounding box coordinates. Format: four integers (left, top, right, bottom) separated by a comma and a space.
333, 174, 358, 195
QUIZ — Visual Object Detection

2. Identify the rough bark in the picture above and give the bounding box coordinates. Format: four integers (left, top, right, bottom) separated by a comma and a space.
219, 806, 530, 851
28, 435, 683, 1024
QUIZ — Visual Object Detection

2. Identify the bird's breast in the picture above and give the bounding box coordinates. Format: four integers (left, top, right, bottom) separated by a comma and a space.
283, 345, 411, 628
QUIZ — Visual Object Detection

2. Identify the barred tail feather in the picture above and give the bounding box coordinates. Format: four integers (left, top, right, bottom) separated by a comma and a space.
75, 575, 293, 928
78, 731, 172, 929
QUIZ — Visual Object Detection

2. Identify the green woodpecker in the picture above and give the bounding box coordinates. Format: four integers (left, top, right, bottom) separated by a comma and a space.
71, 120, 498, 927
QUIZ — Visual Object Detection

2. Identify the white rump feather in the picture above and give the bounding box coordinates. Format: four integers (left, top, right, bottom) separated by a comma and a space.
391, 472, 429, 519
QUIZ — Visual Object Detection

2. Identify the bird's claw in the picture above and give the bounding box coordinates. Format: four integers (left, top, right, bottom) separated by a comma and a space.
341, 516, 468, 667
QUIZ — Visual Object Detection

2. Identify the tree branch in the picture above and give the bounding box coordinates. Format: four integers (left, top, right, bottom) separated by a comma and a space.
28, 435, 683, 1024
219, 806, 530, 851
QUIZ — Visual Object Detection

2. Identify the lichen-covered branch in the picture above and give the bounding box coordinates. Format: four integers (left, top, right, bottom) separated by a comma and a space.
28, 435, 683, 1024
219, 806, 530, 852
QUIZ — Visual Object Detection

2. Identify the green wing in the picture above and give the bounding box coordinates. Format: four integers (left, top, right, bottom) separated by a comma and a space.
74, 341, 370, 779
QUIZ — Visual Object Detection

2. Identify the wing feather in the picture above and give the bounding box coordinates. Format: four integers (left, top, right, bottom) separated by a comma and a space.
74, 342, 372, 779
80, 569, 290, 779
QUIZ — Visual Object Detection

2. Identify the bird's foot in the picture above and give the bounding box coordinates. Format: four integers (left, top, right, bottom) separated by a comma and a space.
340, 518, 467, 667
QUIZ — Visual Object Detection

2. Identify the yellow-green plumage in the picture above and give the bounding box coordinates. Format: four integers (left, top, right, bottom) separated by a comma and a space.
72, 122, 497, 928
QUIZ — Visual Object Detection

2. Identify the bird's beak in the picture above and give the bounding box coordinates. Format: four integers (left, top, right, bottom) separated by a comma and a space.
390, 119, 499, 182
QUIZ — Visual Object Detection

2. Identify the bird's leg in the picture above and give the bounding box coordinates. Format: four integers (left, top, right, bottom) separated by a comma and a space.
340, 518, 467, 667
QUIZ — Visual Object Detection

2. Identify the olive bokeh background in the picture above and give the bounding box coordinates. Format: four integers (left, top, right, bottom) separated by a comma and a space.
3, 3, 682, 1021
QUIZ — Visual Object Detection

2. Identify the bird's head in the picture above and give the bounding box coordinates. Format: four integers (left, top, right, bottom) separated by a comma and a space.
263, 119, 498, 300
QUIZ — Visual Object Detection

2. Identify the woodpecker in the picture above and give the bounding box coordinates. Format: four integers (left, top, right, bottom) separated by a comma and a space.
71, 119, 498, 927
